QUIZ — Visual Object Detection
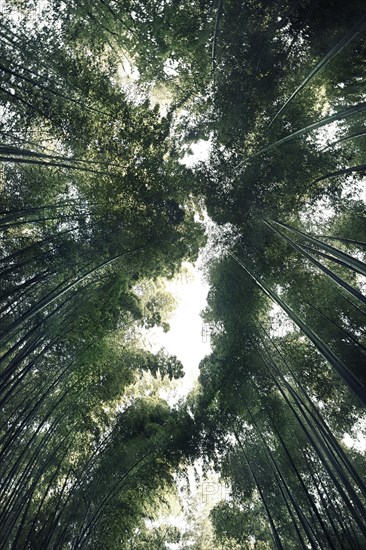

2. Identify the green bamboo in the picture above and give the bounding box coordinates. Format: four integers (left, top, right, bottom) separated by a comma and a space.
270, 220, 366, 278
237, 102, 366, 168
264, 220, 366, 305
268, 15, 366, 126
229, 251, 366, 405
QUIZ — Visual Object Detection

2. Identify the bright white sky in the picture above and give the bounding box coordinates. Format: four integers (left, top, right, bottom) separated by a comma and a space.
142, 260, 211, 400
164, 264, 212, 396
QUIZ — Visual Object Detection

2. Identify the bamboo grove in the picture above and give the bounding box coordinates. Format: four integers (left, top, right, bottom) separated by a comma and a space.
0, 0, 366, 548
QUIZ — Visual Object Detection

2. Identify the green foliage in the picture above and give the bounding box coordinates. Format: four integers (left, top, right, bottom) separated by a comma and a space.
1, 0, 366, 548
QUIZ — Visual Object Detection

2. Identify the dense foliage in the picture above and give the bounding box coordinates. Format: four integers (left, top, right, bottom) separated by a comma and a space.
1, 0, 365, 548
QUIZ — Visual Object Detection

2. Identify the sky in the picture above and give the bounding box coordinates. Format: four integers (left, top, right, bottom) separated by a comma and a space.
162, 263, 212, 396
142, 260, 212, 400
